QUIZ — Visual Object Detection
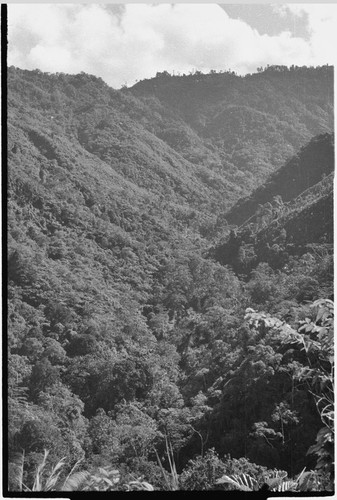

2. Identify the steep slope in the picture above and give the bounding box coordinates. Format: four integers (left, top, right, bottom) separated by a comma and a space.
8, 68, 248, 469
8, 67, 247, 222
129, 65, 333, 188
8, 65, 333, 220
225, 132, 334, 226
7, 66, 334, 487
211, 134, 334, 274
8, 68, 208, 325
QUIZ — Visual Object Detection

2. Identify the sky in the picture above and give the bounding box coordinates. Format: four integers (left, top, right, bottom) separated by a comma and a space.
7, 3, 337, 89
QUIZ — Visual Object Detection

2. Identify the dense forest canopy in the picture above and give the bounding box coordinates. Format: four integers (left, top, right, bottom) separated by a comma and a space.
7, 65, 334, 492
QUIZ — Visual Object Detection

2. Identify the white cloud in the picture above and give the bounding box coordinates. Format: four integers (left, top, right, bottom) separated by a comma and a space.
273, 4, 337, 66
8, 3, 336, 88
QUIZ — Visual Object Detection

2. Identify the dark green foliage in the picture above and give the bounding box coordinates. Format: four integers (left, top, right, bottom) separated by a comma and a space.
29, 359, 60, 399
130, 66, 333, 191
211, 133, 334, 278
7, 65, 334, 492
179, 449, 228, 490
226, 132, 334, 226
179, 449, 282, 490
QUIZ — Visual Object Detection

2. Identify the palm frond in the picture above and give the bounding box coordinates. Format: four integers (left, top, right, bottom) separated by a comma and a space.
127, 480, 154, 491
273, 480, 298, 492
32, 449, 49, 491
216, 473, 257, 491
265, 475, 288, 490
60, 458, 83, 490
43, 457, 67, 491
60, 471, 90, 491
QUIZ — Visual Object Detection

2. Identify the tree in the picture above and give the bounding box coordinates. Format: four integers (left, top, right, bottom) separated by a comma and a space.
245, 299, 334, 484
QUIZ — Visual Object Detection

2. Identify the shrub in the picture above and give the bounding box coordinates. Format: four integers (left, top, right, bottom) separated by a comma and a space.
179, 449, 227, 490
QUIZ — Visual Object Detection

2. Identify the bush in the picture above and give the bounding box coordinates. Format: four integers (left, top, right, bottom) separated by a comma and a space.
179, 449, 227, 490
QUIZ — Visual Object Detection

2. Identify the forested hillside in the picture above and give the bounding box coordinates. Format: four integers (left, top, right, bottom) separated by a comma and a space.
7, 65, 334, 492
130, 65, 333, 185
225, 132, 334, 226
212, 132, 334, 274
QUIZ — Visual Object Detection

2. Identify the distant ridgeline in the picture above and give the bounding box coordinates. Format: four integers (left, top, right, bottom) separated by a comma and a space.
129, 65, 333, 188
8, 64, 334, 219
210, 132, 334, 274
6, 65, 335, 490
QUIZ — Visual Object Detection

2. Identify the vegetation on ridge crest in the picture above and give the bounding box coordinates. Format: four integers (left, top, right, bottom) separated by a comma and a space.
7, 65, 334, 491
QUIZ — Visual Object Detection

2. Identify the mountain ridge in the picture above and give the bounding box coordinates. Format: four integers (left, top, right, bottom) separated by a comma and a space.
7, 65, 335, 489
224, 132, 334, 226
210, 132, 334, 276
128, 65, 333, 184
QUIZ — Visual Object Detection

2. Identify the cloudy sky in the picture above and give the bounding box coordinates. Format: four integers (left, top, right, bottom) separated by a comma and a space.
7, 3, 337, 89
